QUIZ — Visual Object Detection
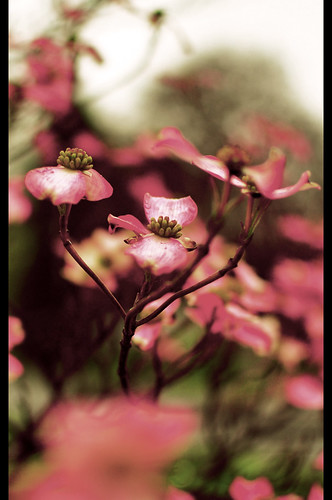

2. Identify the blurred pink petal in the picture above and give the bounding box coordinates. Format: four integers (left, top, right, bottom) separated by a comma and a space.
229, 114, 313, 162
133, 322, 162, 350
110, 132, 166, 166
143, 193, 198, 227
307, 484, 323, 500
38, 396, 198, 471
275, 495, 303, 500
23, 37, 73, 116
25, 166, 113, 205
9, 177, 33, 223
313, 449, 323, 470
186, 293, 226, 334
166, 486, 195, 499
128, 172, 173, 203
278, 215, 323, 249
34, 130, 60, 165
284, 374, 323, 410
225, 303, 277, 355
229, 476, 274, 500
72, 131, 108, 159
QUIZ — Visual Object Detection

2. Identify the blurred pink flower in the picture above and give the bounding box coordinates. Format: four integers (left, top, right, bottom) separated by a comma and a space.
108, 193, 198, 276
307, 484, 323, 500
284, 374, 323, 410
110, 132, 167, 166
134, 295, 185, 359
153, 127, 320, 199
25, 148, 113, 205
34, 130, 60, 165
228, 114, 313, 162
234, 261, 278, 313
23, 38, 73, 116
128, 172, 174, 204
165, 485, 195, 499
9, 176, 33, 224
229, 476, 274, 500
61, 228, 134, 289
313, 449, 323, 471
186, 293, 277, 355
9, 316, 25, 382
72, 131, 108, 159
277, 215, 323, 250
272, 258, 323, 321
10, 396, 198, 499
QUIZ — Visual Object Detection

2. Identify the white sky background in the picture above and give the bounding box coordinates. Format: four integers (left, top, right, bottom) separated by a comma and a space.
9, 0, 323, 134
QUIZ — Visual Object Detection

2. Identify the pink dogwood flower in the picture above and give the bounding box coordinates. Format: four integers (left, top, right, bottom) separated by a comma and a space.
153, 127, 320, 199
108, 193, 198, 276
25, 147, 113, 205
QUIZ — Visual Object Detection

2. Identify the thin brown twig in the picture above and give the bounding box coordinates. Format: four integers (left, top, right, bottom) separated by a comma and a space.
58, 204, 126, 319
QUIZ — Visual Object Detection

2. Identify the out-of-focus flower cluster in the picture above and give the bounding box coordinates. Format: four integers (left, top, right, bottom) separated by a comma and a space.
10, 396, 198, 500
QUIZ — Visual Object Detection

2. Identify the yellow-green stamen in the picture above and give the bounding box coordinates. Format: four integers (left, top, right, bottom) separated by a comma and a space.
147, 216, 182, 238
57, 148, 93, 171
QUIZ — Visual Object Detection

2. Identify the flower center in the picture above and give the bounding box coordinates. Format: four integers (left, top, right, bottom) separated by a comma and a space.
57, 148, 93, 170
216, 145, 251, 176
147, 216, 182, 238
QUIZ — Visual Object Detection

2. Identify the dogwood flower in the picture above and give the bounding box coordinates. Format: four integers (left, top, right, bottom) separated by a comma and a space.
25, 147, 113, 205
153, 127, 320, 199
108, 193, 198, 276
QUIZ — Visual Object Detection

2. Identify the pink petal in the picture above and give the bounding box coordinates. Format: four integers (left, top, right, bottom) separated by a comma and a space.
154, 127, 232, 183
284, 374, 323, 410
127, 234, 189, 275
25, 167, 87, 205
307, 484, 324, 500
84, 169, 113, 201
229, 476, 274, 500
9, 316, 25, 350
9, 353, 24, 382
108, 214, 149, 235
154, 127, 202, 162
266, 171, 319, 200
243, 148, 320, 199
143, 193, 198, 227
243, 147, 286, 195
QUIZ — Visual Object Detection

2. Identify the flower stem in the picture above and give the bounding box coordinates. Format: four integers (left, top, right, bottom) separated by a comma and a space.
58, 204, 126, 319
136, 234, 253, 327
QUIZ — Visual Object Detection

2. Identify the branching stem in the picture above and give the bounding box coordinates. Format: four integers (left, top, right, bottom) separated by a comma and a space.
58, 204, 126, 319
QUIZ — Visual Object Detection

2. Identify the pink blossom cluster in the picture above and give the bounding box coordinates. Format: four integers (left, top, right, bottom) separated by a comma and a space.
10, 396, 197, 499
